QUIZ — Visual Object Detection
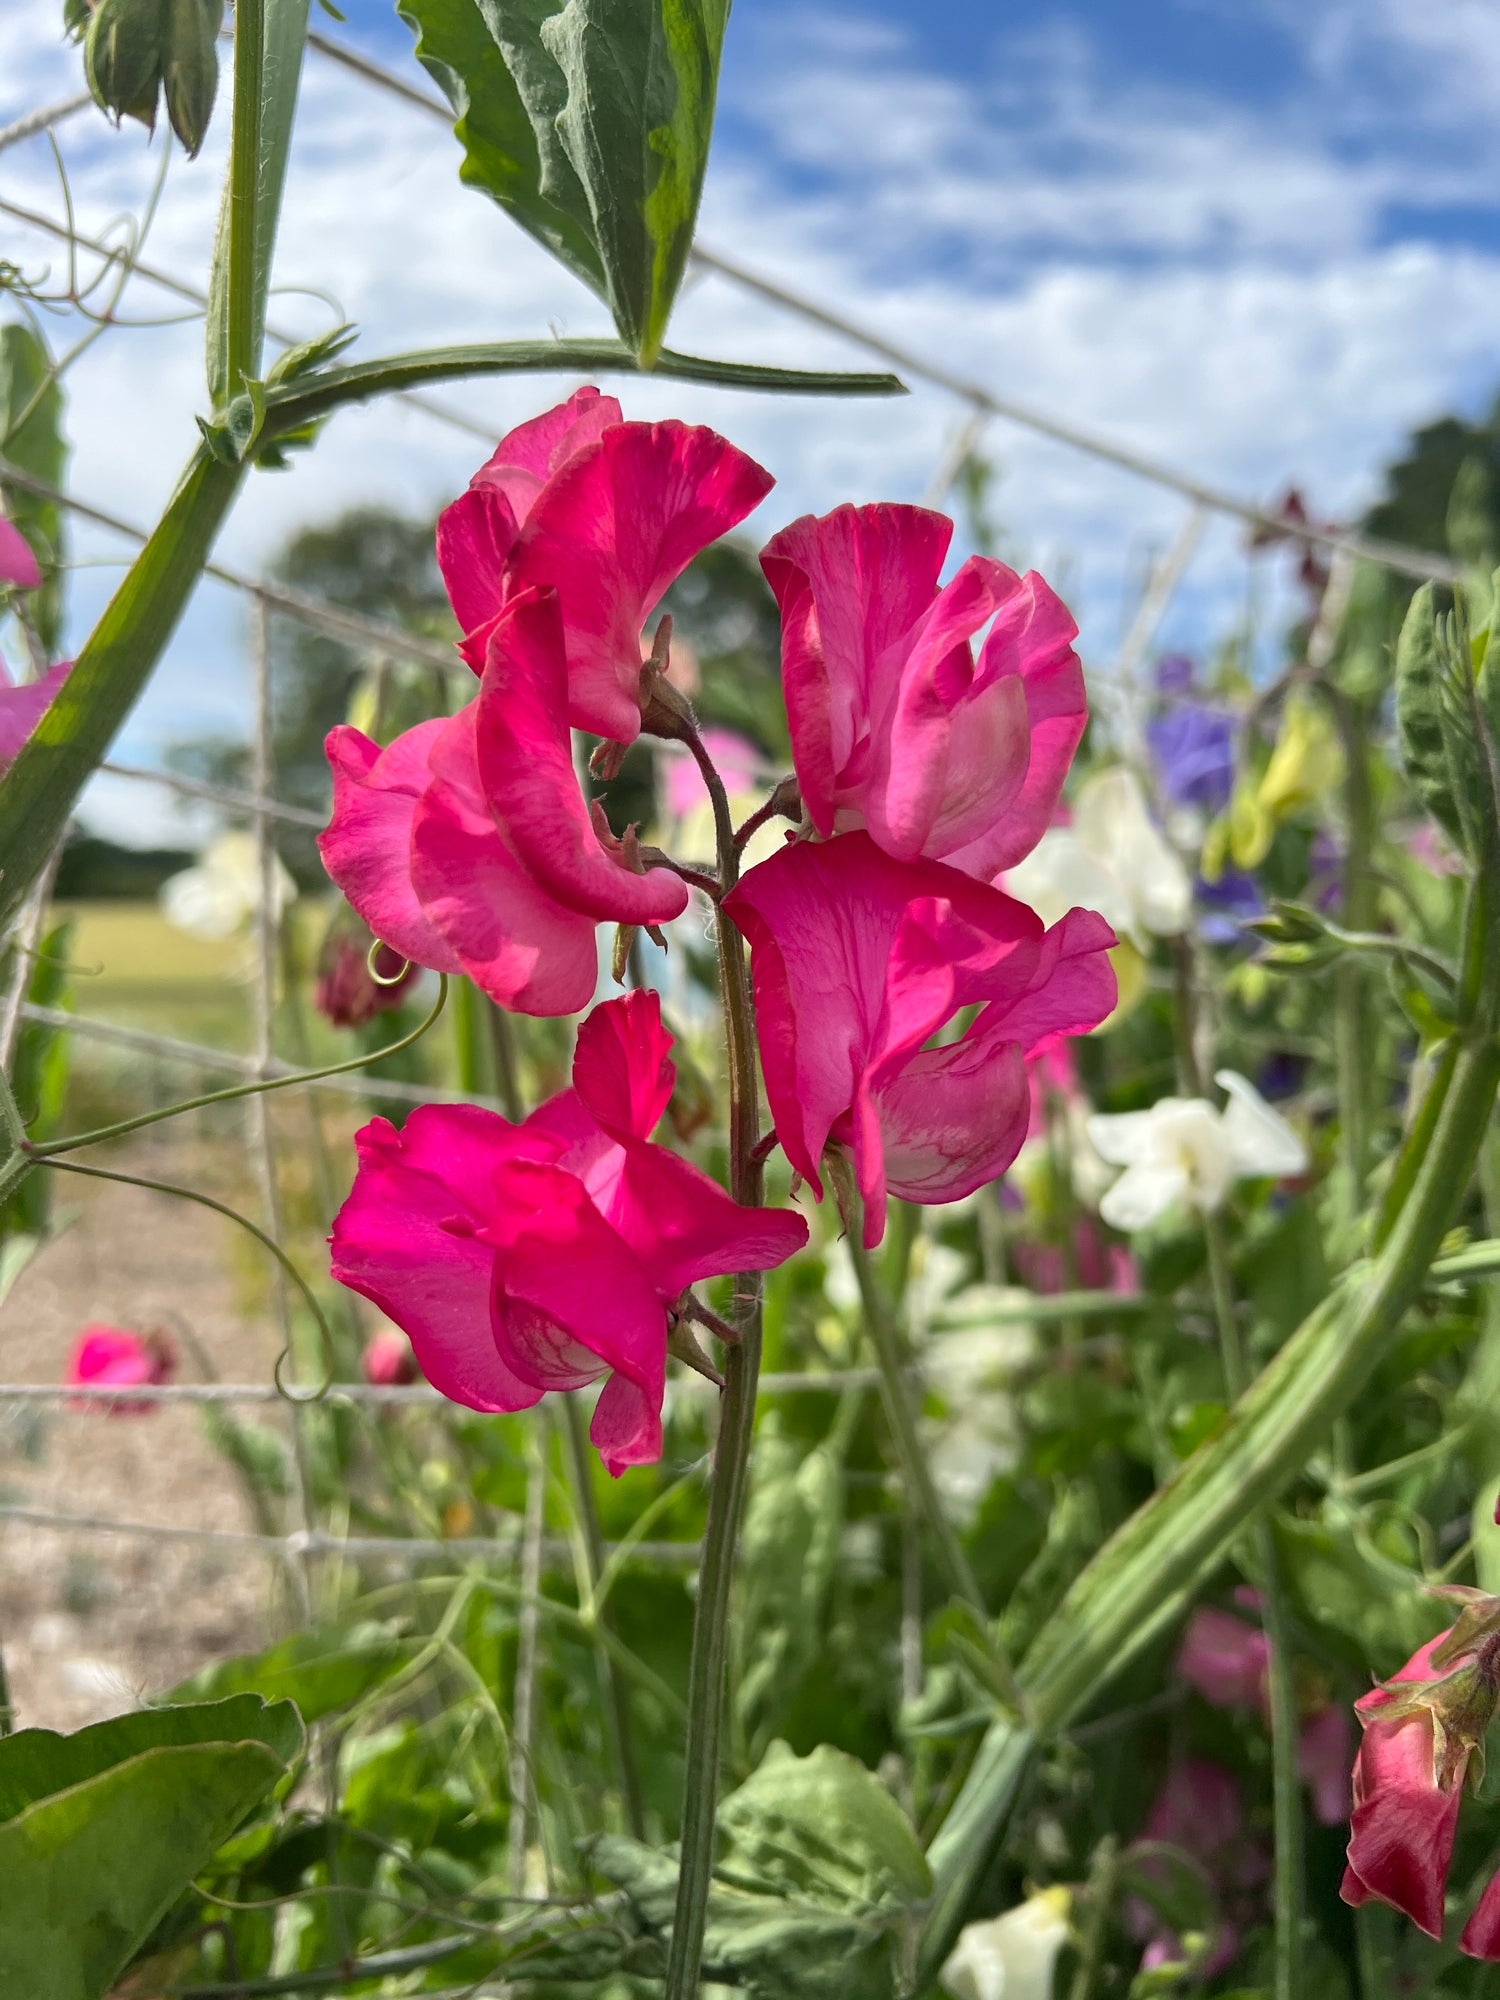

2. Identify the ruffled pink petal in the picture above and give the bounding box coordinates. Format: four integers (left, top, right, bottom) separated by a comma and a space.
409, 705, 600, 1016
474, 587, 689, 925
510, 420, 774, 742
0, 658, 70, 772
1343, 1710, 1462, 1938
437, 390, 624, 640
761, 503, 951, 836
972, 904, 1119, 1051
571, 990, 677, 1141
943, 572, 1086, 877
329, 1107, 556, 1412
1461, 1868, 1500, 1960
597, 1140, 809, 1299
320, 722, 464, 975
481, 1156, 668, 1474
0, 516, 40, 590
437, 485, 523, 638
867, 1026, 1029, 1214
865, 557, 1031, 862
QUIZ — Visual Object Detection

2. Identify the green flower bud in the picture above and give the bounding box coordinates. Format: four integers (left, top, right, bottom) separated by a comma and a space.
162, 0, 223, 158
79, 0, 222, 156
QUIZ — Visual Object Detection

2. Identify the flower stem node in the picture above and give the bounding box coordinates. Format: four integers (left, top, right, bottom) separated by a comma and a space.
666, 1313, 725, 1390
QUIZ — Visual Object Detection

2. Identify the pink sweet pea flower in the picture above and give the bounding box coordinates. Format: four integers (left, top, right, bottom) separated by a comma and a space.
1340, 1636, 1478, 1939
361, 1329, 419, 1386
65, 1325, 175, 1413
0, 516, 40, 590
760, 503, 1086, 878
723, 831, 1116, 1247
438, 389, 773, 744
320, 589, 690, 1017
329, 991, 807, 1473
1177, 1601, 1271, 1710
0, 658, 70, 773
1130, 1760, 1265, 1978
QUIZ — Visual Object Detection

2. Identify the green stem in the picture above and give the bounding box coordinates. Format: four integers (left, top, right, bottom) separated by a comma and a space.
1066, 1836, 1121, 2000
224, 0, 267, 396
835, 1172, 992, 1632
663, 722, 763, 2000
559, 1397, 646, 1839
26, 978, 447, 1157
1206, 1215, 1302, 2000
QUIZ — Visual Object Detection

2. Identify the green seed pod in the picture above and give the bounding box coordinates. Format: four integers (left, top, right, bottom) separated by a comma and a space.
162, 0, 223, 157
83, 0, 169, 133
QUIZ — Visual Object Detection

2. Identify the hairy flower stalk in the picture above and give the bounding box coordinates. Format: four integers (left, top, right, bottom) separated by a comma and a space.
663, 719, 765, 2000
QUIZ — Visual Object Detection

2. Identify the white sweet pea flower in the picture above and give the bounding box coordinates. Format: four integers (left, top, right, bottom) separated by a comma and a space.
161, 830, 297, 940
942, 1888, 1072, 2000
1086, 1070, 1307, 1232
1003, 767, 1191, 949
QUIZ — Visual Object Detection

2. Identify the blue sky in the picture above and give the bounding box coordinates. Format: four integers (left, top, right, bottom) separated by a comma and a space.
3, 0, 1499, 842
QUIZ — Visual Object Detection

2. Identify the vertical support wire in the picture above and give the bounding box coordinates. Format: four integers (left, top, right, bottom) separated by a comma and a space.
1107, 503, 1208, 768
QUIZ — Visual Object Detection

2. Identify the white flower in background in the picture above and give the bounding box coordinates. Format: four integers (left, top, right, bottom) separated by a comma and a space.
160, 831, 297, 940
1086, 1071, 1307, 1232
1003, 767, 1191, 949
942, 1888, 1072, 2000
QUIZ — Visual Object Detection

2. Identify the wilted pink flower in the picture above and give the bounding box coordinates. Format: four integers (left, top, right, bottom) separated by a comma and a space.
65, 1325, 175, 1413
760, 504, 1086, 878
321, 589, 689, 1016
0, 516, 40, 590
329, 991, 807, 1473
315, 913, 418, 1028
437, 388, 773, 744
724, 832, 1115, 1247
361, 1329, 418, 1386
0, 659, 70, 773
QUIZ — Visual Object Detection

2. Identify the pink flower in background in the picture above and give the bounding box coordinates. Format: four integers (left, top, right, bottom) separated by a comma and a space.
321, 590, 690, 1016
1012, 1217, 1137, 1296
664, 726, 761, 819
724, 832, 1115, 1247
65, 1325, 175, 1413
361, 1329, 419, 1386
0, 659, 70, 773
1176, 1595, 1351, 1826
438, 389, 773, 743
0, 516, 40, 589
1130, 1760, 1265, 1977
761, 503, 1086, 878
315, 917, 418, 1029
330, 991, 807, 1474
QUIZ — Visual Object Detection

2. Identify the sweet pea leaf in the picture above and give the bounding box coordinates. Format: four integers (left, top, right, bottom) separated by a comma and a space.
167, 1623, 416, 1721
0, 1695, 302, 2000
0, 322, 68, 653
398, 0, 728, 363
1271, 1512, 1444, 1679
735, 1431, 845, 1753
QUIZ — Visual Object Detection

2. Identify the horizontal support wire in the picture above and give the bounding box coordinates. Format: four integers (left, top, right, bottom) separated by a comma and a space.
0, 1370, 888, 1404
97, 758, 327, 827
19, 999, 510, 1111
0, 1502, 702, 1566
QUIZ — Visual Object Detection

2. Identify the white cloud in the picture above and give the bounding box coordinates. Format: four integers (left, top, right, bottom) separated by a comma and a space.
1, 3, 1497, 845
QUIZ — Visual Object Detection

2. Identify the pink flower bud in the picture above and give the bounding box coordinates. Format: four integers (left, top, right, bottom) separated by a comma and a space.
360, 1330, 419, 1386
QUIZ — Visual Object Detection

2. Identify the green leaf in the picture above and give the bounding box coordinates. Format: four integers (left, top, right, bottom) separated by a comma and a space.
0, 323, 68, 654
1271, 1511, 1444, 1679
167, 1624, 417, 1721
0, 918, 73, 1242
398, 0, 729, 362
0, 1695, 302, 2000
718, 1741, 931, 1915
735, 1431, 845, 1752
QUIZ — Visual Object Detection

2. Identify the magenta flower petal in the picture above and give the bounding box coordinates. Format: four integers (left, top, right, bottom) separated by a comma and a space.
409, 704, 601, 1015
437, 388, 622, 634
0, 516, 40, 590
590, 1372, 662, 1474
0, 658, 70, 772
1461, 1869, 1500, 1960
725, 831, 1116, 1245
572, 986, 677, 1140
1299, 1704, 1353, 1827
762, 502, 952, 837
320, 721, 465, 975
761, 504, 1086, 877
601, 1141, 810, 1301
507, 419, 774, 741
329, 1107, 558, 1413
473, 586, 690, 925
1344, 1710, 1462, 1938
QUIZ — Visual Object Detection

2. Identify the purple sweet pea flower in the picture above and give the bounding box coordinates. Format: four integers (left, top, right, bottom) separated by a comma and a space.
1148, 703, 1237, 814
1154, 652, 1196, 695
1196, 869, 1262, 945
